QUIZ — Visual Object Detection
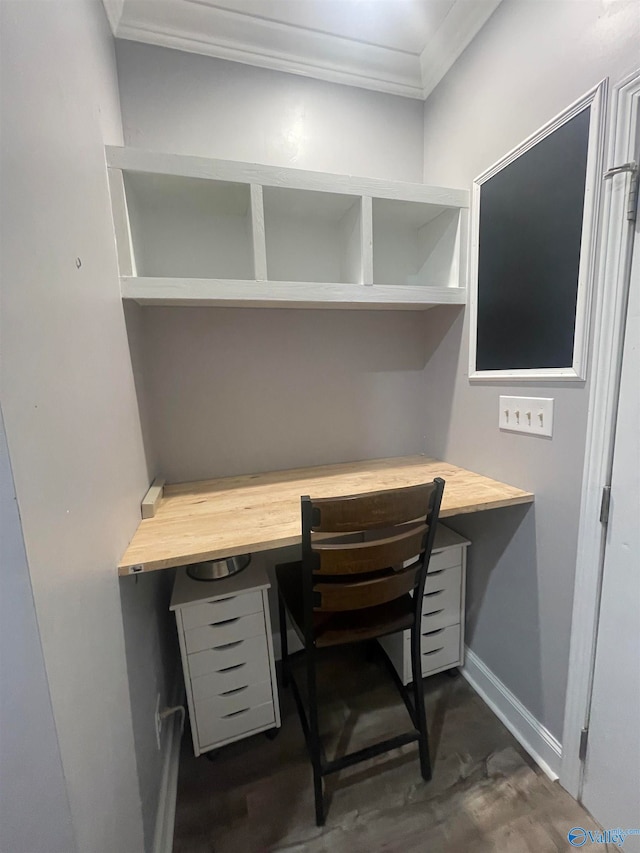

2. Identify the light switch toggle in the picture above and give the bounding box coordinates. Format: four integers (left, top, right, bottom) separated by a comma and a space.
499, 397, 554, 437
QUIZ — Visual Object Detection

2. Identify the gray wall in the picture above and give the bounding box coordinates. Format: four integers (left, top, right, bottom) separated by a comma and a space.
0, 2, 174, 851
116, 42, 425, 181
135, 306, 458, 482
0, 408, 76, 853
421, 0, 640, 741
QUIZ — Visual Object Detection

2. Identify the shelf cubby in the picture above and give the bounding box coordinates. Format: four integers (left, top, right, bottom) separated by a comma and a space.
372, 199, 462, 288
123, 172, 256, 280
263, 187, 362, 284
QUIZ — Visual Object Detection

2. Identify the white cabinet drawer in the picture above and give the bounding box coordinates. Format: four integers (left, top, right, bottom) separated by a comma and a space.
194, 680, 273, 720
424, 564, 462, 596
191, 644, 271, 702
196, 701, 275, 749
428, 546, 463, 574
419, 624, 461, 675
181, 591, 262, 631
187, 633, 267, 678
185, 611, 265, 654
421, 583, 461, 631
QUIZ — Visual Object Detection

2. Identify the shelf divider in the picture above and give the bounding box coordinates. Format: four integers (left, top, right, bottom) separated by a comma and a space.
361, 195, 373, 285
107, 168, 137, 277
250, 184, 268, 281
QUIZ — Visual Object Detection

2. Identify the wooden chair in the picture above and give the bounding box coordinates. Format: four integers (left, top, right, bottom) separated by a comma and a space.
276, 477, 445, 825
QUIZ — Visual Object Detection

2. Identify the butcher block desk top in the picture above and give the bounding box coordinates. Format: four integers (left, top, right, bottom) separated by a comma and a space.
118, 456, 534, 576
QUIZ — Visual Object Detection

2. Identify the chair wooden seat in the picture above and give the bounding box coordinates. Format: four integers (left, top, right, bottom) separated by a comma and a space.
276, 560, 414, 648
276, 478, 445, 826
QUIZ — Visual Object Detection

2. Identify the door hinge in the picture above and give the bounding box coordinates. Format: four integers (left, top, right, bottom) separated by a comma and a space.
603, 161, 638, 222
627, 173, 639, 221
579, 727, 589, 762
600, 485, 612, 525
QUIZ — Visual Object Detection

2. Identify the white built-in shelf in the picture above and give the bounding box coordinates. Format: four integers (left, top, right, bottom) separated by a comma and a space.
106, 146, 469, 310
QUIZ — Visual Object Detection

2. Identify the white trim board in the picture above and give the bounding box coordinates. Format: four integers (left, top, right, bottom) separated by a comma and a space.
273, 627, 303, 662
461, 647, 562, 781
468, 81, 607, 382
561, 68, 640, 799
152, 685, 185, 853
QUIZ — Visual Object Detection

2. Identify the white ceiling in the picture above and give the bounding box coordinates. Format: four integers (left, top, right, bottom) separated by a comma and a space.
104, 0, 501, 100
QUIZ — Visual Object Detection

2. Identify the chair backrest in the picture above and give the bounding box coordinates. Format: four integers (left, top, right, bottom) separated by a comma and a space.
300, 478, 445, 640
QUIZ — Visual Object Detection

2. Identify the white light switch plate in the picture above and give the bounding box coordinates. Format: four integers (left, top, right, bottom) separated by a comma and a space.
499, 396, 554, 437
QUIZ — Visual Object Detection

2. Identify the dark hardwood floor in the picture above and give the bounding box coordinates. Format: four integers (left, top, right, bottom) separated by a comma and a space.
172, 647, 603, 852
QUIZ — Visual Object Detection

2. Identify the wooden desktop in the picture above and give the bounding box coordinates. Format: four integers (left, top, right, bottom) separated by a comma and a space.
118, 455, 534, 575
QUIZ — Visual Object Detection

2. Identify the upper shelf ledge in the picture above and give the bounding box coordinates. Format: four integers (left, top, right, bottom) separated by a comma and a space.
105, 146, 470, 208
120, 278, 466, 310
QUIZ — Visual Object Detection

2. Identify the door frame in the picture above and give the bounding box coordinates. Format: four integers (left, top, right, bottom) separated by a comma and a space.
561, 68, 640, 797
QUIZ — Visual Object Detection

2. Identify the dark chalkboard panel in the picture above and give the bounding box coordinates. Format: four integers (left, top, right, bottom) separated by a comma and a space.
476, 107, 591, 371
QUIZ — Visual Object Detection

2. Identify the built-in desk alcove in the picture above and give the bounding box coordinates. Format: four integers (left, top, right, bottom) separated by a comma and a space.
121, 301, 464, 490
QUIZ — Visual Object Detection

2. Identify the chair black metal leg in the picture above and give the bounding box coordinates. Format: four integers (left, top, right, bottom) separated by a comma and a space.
306, 645, 325, 826
410, 627, 432, 782
278, 594, 289, 688
313, 764, 324, 827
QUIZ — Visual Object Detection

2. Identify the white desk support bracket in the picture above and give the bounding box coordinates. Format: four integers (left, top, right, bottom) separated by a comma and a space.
141, 476, 165, 519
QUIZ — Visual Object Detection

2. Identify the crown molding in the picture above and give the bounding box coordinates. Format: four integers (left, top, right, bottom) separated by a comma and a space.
420, 0, 502, 99
116, 22, 425, 99
102, 0, 125, 34
112, 0, 502, 101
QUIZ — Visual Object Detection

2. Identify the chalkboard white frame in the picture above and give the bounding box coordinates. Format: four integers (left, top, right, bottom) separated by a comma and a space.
469, 80, 607, 381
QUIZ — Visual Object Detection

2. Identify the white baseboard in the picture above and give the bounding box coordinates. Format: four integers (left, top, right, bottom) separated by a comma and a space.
152, 689, 185, 853
461, 646, 562, 781
273, 627, 303, 661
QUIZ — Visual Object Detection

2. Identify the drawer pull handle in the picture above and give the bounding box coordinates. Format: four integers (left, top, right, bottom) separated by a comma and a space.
423, 646, 445, 656
222, 707, 250, 718
220, 685, 248, 697
428, 569, 444, 576
424, 589, 444, 598
217, 662, 246, 673
422, 628, 445, 637
210, 617, 240, 627
205, 595, 237, 607
213, 640, 244, 651
423, 608, 444, 618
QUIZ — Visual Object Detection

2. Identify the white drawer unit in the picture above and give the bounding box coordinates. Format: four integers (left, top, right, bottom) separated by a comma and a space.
378, 524, 470, 686
171, 563, 281, 756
